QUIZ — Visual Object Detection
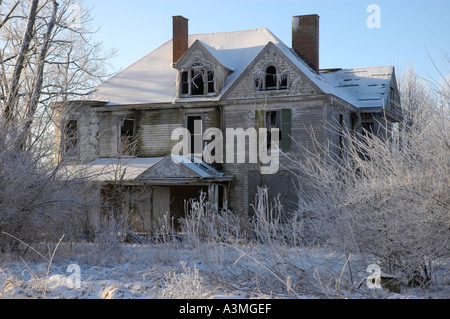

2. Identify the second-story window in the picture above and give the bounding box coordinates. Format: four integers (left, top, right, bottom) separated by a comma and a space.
120, 116, 138, 156
180, 67, 215, 97
255, 108, 292, 152
63, 119, 78, 157
186, 115, 203, 158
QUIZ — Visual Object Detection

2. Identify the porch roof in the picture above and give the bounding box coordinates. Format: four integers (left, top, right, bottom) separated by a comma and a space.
63, 155, 233, 184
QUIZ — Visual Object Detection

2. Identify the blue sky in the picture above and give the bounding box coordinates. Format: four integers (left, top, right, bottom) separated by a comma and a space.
84, 0, 450, 83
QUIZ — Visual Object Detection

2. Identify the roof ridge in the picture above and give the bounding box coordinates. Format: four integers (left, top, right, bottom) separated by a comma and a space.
188, 27, 270, 37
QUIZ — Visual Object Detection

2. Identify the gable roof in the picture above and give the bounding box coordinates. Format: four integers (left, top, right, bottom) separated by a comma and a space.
87, 27, 395, 110
173, 39, 232, 72
136, 154, 232, 181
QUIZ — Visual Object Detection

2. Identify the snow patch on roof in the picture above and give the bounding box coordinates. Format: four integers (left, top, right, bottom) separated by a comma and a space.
320, 66, 394, 108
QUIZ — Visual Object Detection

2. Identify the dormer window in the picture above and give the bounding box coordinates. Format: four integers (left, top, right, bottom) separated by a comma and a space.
180, 67, 215, 97
173, 40, 231, 98
255, 64, 289, 91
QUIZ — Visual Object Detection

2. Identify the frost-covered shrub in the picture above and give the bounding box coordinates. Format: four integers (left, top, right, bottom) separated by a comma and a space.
294, 67, 450, 288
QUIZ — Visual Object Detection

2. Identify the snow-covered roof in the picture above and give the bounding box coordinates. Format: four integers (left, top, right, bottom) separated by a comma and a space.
87, 28, 394, 110
62, 155, 232, 182
88, 29, 274, 105
320, 66, 394, 109
63, 157, 164, 182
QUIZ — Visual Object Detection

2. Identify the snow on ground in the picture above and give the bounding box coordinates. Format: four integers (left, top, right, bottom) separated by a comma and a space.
0, 241, 449, 299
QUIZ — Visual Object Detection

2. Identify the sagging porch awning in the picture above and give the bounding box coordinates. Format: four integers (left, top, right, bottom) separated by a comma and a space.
64, 154, 233, 185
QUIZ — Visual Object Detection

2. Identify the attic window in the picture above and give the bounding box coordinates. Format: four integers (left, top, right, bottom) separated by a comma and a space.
265, 66, 277, 90
255, 65, 288, 91
180, 68, 215, 97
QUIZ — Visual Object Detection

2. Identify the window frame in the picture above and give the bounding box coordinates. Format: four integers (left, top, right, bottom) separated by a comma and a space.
62, 119, 79, 158
255, 108, 292, 152
119, 116, 138, 156
179, 65, 216, 97
255, 64, 289, 92
186, 114, 203, 158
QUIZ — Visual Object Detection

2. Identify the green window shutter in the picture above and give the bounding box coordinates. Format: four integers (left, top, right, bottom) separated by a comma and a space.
281, 108, 291, 151
255, 110, 264, 130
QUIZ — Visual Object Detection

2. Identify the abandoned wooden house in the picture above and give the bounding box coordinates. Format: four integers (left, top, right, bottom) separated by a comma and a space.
56, 15, 402, 233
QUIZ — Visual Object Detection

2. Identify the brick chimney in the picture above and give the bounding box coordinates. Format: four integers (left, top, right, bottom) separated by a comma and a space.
173, 15, 189, 64
292, 15, 319, 72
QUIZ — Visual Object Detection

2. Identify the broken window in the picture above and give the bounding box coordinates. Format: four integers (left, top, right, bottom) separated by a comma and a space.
265, 66, 277, 90
180, 67, 215, 97
256, 109, 291, 152
254, 65, 289, 91
181, 71, 189, 95
279, 71, 288, 89
191, 69, 204, 95
187, 115, 202, 157
120, 116, 137, 156
265, 110, 281, 149
63, 119, 78, 157
362, 121, 374, 136
207, 70, 215, 94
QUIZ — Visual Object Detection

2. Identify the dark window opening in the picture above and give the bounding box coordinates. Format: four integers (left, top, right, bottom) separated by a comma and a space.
390, 87, 396, 107
120, 117, 137, 155
187, 115, 202, 156
181, 71, 189, 95
265, 110, 281, 149
207, 70, 214, 94
265, 66, 277, 90
362, 122, 374, 136
191, 70, 204, 95
63, 119, 78, 156
255, 66, 289, 91
280, 73, 288, 90
218, 184, 225, 210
